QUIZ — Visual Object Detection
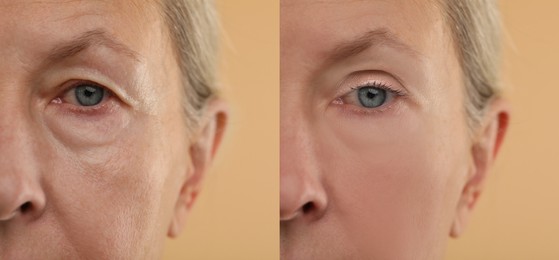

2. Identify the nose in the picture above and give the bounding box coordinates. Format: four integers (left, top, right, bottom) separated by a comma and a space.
0, 174, 45, 221
280, 116, 327, 222
280, 168, 328, 221
0, 111, 46, 222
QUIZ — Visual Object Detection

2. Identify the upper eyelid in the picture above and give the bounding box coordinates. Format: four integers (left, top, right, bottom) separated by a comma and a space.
40, 65, 140, 108
334, 70, 408, 97
60, 80, 110, 99
349, 82, 390, 91
344, 81, 406, 98
57, 77, 135, 108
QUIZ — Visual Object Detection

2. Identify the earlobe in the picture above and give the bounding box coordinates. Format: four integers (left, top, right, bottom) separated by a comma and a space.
168, 197, 188, 237
167, 98, 229, 238
450, 98, 510, 238
167, 177, 200, 238
450, 185, 481, 238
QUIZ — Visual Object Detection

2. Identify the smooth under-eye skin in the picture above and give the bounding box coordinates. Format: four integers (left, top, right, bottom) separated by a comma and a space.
280, 0, 509, 259
0, 1, 226, 259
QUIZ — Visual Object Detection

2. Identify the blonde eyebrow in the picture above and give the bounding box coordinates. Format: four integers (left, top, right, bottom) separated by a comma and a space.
326, 28, 421, 64
45, 29, 140, 64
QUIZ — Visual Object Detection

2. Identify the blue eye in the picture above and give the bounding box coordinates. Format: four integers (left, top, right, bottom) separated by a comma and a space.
75, 84, 105, 106
357, 87, 387, 108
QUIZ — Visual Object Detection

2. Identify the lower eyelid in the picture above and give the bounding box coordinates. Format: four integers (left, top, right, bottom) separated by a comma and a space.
334, 99, 399, 117
50, 92, 116, 117
55, 98, 118, 116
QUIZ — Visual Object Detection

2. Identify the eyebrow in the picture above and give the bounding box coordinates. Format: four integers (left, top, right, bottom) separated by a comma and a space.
45, 29, 141, 64
326, 28, 420, 64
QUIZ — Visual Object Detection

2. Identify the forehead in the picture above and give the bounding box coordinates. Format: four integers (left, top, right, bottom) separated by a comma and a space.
280, 0, 446, 64
0, 0, 162, 58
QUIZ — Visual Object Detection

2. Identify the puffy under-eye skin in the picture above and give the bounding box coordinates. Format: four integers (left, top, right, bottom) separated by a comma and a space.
44, 74, 134, 149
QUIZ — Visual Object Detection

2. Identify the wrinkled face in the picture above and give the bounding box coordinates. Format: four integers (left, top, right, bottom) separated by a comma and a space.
280, 0, 473, 259
0, 1, 191, 259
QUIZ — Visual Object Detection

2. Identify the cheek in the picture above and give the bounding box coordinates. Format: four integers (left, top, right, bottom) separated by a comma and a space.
321, 104, 470, 258
39, 116, 178, 258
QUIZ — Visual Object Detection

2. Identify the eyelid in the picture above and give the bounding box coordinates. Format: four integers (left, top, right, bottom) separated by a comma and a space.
333, 70, 408, 98
44, 67, 139, 108
348, 81, 406, 97
80, 77, 134, 108
334, 81, 402, 107
58, 80, 111, 105
330, 71, 409, 116
335, 78, 407, 105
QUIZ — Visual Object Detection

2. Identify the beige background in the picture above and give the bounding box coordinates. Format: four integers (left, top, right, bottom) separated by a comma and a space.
163, 0, 279, 259
447, 1, 559, 259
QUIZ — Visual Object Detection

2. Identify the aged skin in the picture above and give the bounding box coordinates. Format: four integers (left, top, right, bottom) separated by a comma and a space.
0, 1, 226, 259
280, 0, 509, 259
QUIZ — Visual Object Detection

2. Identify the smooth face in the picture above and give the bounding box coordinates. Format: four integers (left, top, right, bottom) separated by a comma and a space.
281, 0, 474, 259
0, 1, 191, 259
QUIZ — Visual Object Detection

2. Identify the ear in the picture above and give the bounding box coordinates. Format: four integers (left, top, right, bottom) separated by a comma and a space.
167, 98, 229, 238
450, 98, 510, 238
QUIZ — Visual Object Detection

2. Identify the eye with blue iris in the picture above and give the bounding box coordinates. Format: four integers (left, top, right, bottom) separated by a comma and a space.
54, 80, 112, 110
74, 83, 105, 106
356, 86, 388, 108
350, 81, 402, 109
333, 80, 405, 114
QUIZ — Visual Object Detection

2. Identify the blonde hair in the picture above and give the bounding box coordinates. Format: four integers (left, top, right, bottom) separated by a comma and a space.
158, 0, 219, 131
438, 0, 502, 131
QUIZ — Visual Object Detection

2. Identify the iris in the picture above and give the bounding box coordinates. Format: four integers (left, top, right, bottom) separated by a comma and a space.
75, 84, 104, 106
357, 87, 387, 108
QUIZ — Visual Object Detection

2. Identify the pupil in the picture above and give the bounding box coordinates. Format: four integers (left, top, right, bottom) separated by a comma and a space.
367, 92, 375, 99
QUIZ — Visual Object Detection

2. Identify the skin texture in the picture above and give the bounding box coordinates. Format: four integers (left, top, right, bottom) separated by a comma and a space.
0, 1, 227, 259
280, 0, 509, 259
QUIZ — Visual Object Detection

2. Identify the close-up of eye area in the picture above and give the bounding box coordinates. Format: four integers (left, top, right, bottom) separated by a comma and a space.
333, 81, 406, 114
53, 80, 114, 110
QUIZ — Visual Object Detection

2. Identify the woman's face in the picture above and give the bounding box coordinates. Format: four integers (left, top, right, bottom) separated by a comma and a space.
0, 1, 205, 259
280, 0, 504, 259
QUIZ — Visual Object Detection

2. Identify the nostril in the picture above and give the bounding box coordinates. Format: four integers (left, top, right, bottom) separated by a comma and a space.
302, 202, 314, 214
20, 202, 32, 214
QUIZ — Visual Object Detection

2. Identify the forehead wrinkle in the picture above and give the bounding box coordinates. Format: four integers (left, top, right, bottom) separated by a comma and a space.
325, 28, 422, 66
44, 29, 141, 66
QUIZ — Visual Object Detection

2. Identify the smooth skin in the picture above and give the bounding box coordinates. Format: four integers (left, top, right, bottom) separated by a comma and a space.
0, 1, 227, 259
280, 0, 509, 259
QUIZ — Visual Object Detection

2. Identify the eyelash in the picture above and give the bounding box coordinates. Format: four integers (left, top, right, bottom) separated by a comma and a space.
349, 81, 405, 97
51, 80, 115, 115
